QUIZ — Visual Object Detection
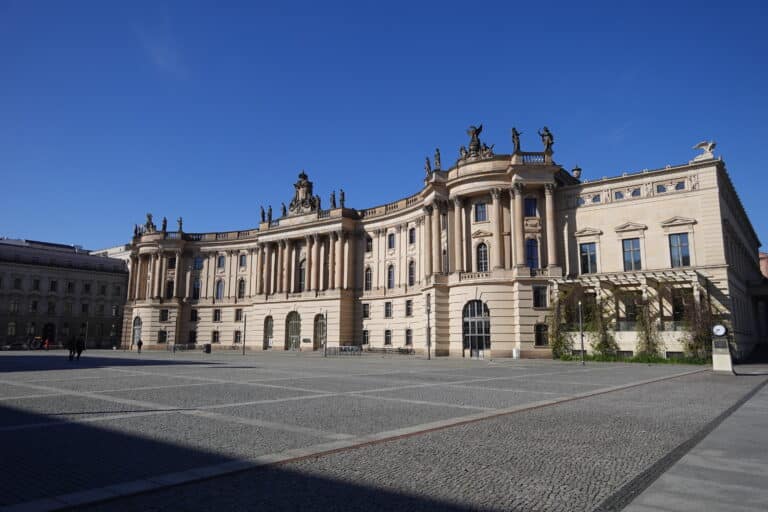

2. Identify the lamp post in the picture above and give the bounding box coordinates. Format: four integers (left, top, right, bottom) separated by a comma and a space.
578, 300, 585, 366
426, 294, 431, 360
242, 313, 247, 356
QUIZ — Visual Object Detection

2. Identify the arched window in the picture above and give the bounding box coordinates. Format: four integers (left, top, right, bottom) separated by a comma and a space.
298, 259, 306, 292
408, 261, 415, 286
192, 279, 201, 300
364, 267, 372, 291
237, 279, 246, 299
215, 280, 224, 300
462, 300, 490, 357
526, 239, 539, 269
365, 236, 373, 252
476, 243, 489, 272
408, 227, 416, 244
387, 265, 395, 289
313, 314, 326, 351
263, 316, 273, 350
286, 311, 301, 350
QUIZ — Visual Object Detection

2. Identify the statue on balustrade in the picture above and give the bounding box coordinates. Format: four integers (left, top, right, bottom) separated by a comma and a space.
424, 156, 431, 176
260, 206, 265, 223
511, 127, 522, 154
281, 203, 287, 217
330, 190, 336, 209
288, 170, 320, 215
339, 188, 345, 208
144, 213, 156, 233
177, 217, 183, 232
161, 217, 167, 233
267, 205, 272, 224
434, 148, 441, 170
538, 126, 554, 153
481, 142, 495, 158
467, 124, 483, 156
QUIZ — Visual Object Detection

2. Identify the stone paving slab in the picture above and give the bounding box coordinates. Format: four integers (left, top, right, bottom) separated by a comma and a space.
363, 385, 557, 409
0, 395, 155, 428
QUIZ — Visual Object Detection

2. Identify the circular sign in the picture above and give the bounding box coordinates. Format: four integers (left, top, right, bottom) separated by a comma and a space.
712, 324, 727, 337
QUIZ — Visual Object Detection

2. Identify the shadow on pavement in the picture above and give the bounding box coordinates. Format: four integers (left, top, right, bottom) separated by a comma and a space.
0, 353, 214, 373
0, 402, 476, 512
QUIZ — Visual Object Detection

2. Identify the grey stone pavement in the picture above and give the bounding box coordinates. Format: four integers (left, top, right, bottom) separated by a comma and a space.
0, 350, 764, 512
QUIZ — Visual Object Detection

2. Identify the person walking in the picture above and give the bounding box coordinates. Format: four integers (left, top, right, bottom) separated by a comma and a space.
67, 336, 76, 361
136, 339, 143, 354
75, 337, 85, 361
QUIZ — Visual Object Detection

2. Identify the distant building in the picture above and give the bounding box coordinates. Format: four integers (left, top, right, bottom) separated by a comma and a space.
0, 239, 128, 348
121, 126, 768, 359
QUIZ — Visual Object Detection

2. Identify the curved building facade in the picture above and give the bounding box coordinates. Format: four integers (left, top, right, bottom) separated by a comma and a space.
122, 127, 767, 358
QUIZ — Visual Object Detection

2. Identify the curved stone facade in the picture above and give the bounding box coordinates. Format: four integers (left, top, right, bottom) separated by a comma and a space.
122, 127, 767, 359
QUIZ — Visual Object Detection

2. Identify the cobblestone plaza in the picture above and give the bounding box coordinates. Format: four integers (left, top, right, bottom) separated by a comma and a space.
1, 351, 765, 511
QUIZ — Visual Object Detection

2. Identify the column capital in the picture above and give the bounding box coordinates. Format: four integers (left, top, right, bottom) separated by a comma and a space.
491, 188, 501, 200
545, 183, 556, 195
305, 234, 312, 243
513, 182, 525, 194
453, 196, 464, 209
423, 204, 434, 216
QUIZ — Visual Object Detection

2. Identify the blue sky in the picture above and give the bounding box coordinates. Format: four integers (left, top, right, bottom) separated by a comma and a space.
2, 1, 767, 250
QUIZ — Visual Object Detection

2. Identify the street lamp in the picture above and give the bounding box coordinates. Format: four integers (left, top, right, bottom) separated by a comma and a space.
578, 299, 585, 366
242, 313, 247, 356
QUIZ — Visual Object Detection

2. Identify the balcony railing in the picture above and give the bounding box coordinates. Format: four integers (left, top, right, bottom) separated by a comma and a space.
459, 271, 490, 281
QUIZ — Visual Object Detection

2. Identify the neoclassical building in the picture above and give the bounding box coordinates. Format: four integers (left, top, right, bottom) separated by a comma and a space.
122, 127, 767, 359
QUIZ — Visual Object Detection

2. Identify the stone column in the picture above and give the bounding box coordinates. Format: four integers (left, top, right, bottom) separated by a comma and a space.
174, 250, 183, 298
328, 233, 336, 290
432, 203, 441, 274
128, 256, 136, 300
491, 189, 503, 269
545, 183, 557, 267
304, 235, 313, 292
453, 197, 464, 273
282, 241, 291, 293
255, 244, 263, 295
343, 232, 352, 290
311, 234, 320, 291
335, 231, 344, 290
423, 206, 433, 276
319, 236, 326, 290
184, 259, 192, 300
512, 184, 525, 266
262, 242, 272, 295
277, 242, 285, 294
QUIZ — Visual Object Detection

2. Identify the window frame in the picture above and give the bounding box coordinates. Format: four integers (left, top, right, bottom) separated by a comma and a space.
524, 197, 538, 217
476, 243, 489, 272
384, 329, 392, 346
474, 202, 487, 222
622, 238, 642, 271
384, 301, 392, 318
405, 299, 413, 317
579, 242, 598, 274
669, 232, 691, 268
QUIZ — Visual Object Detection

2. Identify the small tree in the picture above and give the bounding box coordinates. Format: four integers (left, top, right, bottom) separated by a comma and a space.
635, 299, 664, 357
683, 294, 716, 359
548, 290, 573, 359
590, 299, 619, 358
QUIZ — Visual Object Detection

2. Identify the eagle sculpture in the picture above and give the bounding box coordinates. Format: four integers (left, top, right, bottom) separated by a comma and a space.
693, 141, 716, 155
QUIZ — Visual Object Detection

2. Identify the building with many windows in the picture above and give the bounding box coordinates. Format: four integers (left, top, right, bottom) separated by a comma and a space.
0, 239, 128, 348
122, 126, 767, 359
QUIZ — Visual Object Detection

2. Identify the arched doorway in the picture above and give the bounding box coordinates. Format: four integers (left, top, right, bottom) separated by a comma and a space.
285, 312, 301, 351
313, 314, 326, 351
42, 323, 56, 344
132, 317, 142, 347
462, 300, 490, 359
263, 316, 273, 350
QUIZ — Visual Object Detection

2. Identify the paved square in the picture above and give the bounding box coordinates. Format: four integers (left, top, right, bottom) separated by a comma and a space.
0, 351, 763, 511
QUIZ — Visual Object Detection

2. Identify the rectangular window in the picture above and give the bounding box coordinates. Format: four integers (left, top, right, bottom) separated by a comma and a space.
113, 285, 121, 297
190, 309, 198, 322
387, 233, 395, 249
64, 303, 72, 314
81, 303, 89, 314
193, 256, 204, 270
7, 321, 16, 336
47, 301, 56, 314
234, 330, 242, 344
579, 242, 597, 274
29, 300, 38, 313
13, 278, 22, 290
622, 238, 642, 271
405, 329, 413, 346
239, 254, 247, 267
384, 302, 392, 318
192, 280, 201, 300
111, 305, 119, 317
405, 299, 413, 317
217, 255, 225, 268
362, 330, 369, 345
533, 286, 547, 308
168, 257, 177, 270
213, 309, 221, 322
97, 304, 104, 316
474, 203, 487, 222
362, 303, 370, 319
160, 309, 169, 322
534, 324, 549, 347
83, 283, 92, 294
32, 279, 40, 291
67, 281, 74, 294
156, 330, 166, 343
669, 233, 690, 268
189, 330, 197, 344
9, 300, 19, 313
165, 281, 174, 299
235, 308, 243, 322
212, 331, 220, 343
49, 280, 58, 292
408, 227, 416, 244
384, 330, 392, 346
365, 236, 373, 252
524, 197, 538, 217
672, 291, 686, 322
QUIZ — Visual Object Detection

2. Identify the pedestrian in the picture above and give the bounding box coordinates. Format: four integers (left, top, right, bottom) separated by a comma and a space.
43, 338, 49, 351
67, 336, 76, 361
75, 337, 85, 361
136, 339, 143, 354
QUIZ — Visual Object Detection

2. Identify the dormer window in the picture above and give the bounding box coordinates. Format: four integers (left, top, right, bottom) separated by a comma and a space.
656, 184, 667, 194
614, 191, 624, 200
631, 188, 641, 197
591, 195, 601, 203
675, 181, 685, 191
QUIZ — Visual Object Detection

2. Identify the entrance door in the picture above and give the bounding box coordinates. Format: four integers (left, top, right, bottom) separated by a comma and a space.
263, 316, 273, 350
132, 317, 142, 347
313, 314, 326, 351
286, 312, 301, 351
462, 300, 490, 359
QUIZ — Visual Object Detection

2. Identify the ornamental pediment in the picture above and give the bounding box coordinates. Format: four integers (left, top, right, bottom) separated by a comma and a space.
472, 229, 494, 239
660, 216, 696, 227
574, 227, 603, 237
614, 222, 647, 233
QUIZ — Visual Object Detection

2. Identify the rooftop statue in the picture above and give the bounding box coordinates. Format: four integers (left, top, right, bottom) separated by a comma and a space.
538, 126, 554, 153
467, 124, 483, 157
692, 140, 716, 160
177, 217, 183, 232
339, 188, 345, 208
267, 205, 272, 224
434, 148, 441, 170
161, 217, 167, 233
260, 206, 265, 223
481, 142, 495, 158
281, 203, 287, 217
288, 170, 320, 215
424, 156, 431, 176
511, 127, 522, 154
144, 213, 156, 233
330, 190, 337, 209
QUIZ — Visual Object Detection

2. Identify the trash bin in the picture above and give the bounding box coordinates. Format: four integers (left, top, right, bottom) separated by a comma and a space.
203, 343, 212, 354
